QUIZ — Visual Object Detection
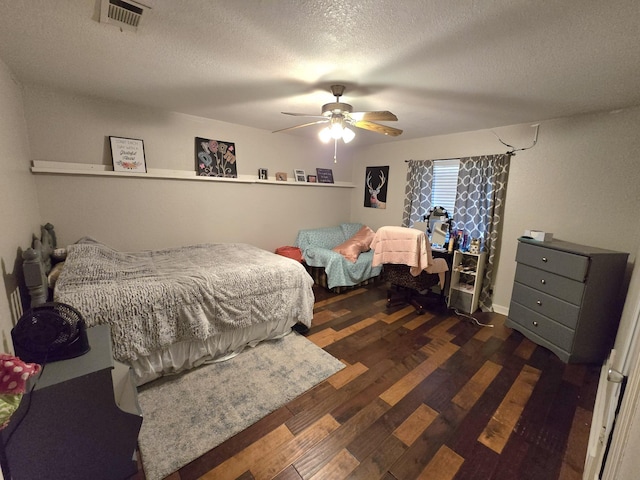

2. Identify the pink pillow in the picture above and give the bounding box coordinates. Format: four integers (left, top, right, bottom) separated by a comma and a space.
332, 226, 375, 262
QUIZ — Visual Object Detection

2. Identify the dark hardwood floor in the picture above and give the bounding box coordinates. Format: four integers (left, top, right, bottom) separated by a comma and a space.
132, 281, 599, 480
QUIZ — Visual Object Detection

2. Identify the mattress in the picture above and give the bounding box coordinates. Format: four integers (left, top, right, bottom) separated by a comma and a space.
54, 240, 315, 384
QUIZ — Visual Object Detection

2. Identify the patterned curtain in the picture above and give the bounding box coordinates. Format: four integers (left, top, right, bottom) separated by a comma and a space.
454, 154, 511, 311
402, 160, 434, 227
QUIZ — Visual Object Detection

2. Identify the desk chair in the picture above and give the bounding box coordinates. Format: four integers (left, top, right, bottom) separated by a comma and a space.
370, 226, 449, 314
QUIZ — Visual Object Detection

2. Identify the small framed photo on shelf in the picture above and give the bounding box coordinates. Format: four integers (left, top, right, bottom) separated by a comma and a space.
307, 175, 317, 183
109, 136, 146, 173
316, 168, 334, 184
294, 169, 306, 182
258, 168, 268, 180
275, 171, 288, 181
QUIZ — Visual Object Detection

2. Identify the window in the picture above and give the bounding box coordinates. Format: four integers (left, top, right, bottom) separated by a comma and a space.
432, 159, 460, 216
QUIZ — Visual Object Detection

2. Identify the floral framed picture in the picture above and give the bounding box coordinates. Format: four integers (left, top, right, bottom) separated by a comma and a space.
196, 137, 237, 177
110, 136, 146, 173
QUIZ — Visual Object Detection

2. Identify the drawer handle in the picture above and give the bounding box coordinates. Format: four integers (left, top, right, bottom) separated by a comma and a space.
536, 300, 542, 306
540, 279, 546, 285
532, 321, 539, 327
541, 257, 548, 262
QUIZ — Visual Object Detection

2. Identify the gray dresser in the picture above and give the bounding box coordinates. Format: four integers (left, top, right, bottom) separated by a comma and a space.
506, 238, 628, 363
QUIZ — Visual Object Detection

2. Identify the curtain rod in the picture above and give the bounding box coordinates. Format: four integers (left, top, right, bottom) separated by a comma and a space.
404, 157, 515, 163
404, 154, 511, 163
405, 124, 539, 162
404, 157, 459, 163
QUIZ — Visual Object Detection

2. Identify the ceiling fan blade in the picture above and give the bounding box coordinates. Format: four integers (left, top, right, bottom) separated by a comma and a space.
352, 120, 403, 137
272, 119, 328, 134
349, 111, 398, 122
281, 112, 325, 118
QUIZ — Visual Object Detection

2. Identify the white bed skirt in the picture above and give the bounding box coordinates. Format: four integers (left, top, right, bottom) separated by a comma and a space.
131, 317, 296, 386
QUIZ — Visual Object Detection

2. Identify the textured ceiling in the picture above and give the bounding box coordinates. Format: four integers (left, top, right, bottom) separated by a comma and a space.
1, 0, 639, 147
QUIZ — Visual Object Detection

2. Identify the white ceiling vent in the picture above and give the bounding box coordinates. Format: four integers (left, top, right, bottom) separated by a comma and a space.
100, 0, 149, 32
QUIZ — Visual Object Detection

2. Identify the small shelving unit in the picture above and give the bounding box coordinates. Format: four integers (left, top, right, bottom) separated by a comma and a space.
448, 250, 486, 314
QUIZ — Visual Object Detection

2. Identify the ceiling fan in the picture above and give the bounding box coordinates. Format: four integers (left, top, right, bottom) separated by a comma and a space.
272, 85, 403, 142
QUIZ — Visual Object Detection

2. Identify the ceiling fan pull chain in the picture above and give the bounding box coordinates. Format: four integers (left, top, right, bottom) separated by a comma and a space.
334, 138, 338, 163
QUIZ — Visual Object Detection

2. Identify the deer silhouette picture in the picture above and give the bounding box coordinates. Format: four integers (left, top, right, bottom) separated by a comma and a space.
365, 167, 388, 209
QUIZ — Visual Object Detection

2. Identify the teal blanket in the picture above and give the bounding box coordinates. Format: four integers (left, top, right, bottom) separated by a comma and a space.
295, 223, 382, 289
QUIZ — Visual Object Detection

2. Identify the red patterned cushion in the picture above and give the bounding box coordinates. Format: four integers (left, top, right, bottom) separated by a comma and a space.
275, 246, 303, 262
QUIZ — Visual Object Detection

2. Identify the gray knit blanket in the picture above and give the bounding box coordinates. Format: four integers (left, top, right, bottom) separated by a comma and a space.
54, 241, 314, 363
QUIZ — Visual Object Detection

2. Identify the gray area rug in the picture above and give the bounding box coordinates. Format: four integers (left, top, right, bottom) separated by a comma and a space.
136, 332, 344, 480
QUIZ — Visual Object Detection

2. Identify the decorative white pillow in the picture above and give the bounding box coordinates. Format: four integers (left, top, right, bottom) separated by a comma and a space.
52, 248, 67, 262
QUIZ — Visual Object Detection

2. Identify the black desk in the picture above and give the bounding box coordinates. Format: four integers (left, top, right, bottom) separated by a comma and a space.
0, 326, 142, 480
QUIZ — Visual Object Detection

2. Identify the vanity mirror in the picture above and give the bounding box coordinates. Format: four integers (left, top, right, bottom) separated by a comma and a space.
424, 206, 452, 248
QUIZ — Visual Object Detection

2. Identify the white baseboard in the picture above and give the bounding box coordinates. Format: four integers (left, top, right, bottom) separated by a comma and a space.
492, 303, 509, 316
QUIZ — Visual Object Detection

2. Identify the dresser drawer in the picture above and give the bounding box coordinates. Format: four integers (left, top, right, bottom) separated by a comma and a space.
516, 242, 589, 281
511, 283, 580, 329
514, 263, 585, 305
508, 302, 574, 352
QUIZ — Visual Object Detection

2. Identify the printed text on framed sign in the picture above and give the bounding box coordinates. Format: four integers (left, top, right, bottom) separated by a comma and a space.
110, 137, 146, 173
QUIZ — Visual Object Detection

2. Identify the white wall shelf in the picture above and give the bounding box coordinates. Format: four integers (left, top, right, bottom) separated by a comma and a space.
30, 161, 355, 188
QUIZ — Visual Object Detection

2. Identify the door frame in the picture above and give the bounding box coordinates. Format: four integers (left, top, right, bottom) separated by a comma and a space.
584, 246, 640, 479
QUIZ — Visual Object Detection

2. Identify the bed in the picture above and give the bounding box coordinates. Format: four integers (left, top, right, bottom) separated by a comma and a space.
22, 225, 315, 385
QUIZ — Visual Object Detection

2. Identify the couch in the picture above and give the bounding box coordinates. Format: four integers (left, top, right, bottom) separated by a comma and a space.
294, 223, 383, 291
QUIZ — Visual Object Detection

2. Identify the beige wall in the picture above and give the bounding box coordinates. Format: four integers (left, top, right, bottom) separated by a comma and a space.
351, 108, 640, 313
4, 65, 640, 480
23, 85, 356, 252
0, 60, 41, 353
6, 80, 640, 321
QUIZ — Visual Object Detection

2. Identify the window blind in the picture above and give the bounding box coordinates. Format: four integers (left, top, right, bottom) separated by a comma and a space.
432, 159, 460, 216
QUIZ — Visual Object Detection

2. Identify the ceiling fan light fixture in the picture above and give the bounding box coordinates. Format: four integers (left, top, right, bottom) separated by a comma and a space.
275, 85, 401, 142
319, 127, 332, 143
342, 127, 355, 143
330, 123, 344, 139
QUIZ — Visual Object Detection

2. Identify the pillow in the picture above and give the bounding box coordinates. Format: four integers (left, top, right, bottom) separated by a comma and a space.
75, 236, 101, 245
332, 225, 375, 262
52, 247, 67, 262
47, 262, 65, 289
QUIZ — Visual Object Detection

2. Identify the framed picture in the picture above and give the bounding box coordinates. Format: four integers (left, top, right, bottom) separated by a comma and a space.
307, 175, 317, 183
109, 136, 146, 173
364, 166, 389, 209
275, 171, 288, 181
294, 169, 306, 182
195, 137, 237, 177
258, 168, 268, 180
316, 168, 334, 184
